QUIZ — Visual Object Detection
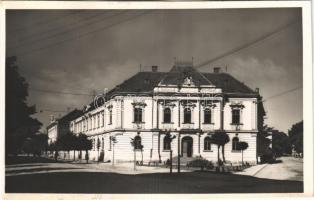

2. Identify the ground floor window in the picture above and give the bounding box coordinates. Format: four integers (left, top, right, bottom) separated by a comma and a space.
163, 136, 171, 150
232, 137, 240, 150
204, 136, 211, 151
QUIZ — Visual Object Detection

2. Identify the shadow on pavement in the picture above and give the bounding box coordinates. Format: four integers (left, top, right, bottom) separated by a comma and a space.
6, 171, 303, 193
6, 167, 84, 174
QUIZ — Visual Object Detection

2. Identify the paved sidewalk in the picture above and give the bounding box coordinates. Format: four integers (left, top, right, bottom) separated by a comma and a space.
233, 163, 268, 176
233, 156, 303, 181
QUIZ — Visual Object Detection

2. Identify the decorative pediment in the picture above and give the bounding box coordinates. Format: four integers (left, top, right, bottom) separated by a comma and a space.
180, 100, 197, 108
131, 101, 147, 108
201, 101, 217, 109
159, 100, 176, 108
230, 101, 245, 109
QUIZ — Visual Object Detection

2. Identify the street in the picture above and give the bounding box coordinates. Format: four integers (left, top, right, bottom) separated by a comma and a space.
5, 156, 303, 193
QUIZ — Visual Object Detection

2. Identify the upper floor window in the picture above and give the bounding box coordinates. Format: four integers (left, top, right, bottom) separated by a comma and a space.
163, 107, 171, 123
94, 115, 96, 129
204, 108, 212, 124
134, 108, 143, 123
184, 108, 192, 123
163, 136, 171, 150
101, 111, 104, 127
109, 110, 112, 125
232, 137, 240, 151
97, 113, 100, 128
204, 136, 211, 151
232, 109, 240, 124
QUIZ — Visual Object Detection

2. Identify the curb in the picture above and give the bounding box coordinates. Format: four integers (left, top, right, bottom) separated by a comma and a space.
252, 164, 268, 176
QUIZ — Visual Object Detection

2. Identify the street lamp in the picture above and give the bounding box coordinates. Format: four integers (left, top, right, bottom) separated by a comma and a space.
110, 136, 117, 166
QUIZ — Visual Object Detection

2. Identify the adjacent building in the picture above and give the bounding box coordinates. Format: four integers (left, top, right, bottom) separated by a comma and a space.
47, 109, 82, 145
64, 62, 265, 164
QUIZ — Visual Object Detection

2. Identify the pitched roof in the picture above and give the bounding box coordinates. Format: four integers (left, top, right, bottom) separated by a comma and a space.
159, 66, 213, 86
83, 66, 258, 113
107, 71, 166, 97
106, 67, 256, 96
202, 73, 255, 94
47, 109, 83, 129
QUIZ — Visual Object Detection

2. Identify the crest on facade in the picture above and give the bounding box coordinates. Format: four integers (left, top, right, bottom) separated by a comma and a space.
183, 76, 195, 86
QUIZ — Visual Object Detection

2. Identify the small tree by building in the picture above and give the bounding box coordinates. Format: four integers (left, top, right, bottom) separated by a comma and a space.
111, 136, 118, 166
209, 132, 230, 166
238, 141, 249, 165
22, 133, 48, 157
164, 131, 176, 174
130, 134, 143, 170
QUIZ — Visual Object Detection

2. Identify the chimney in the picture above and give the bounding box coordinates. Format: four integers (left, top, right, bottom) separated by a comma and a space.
255, 88, 260, 94
213, 67, 221, 73
152, 66, 158, 72
50, 115, 55, 123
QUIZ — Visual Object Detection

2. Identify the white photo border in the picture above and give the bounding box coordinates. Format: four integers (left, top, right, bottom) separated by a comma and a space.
0, 1, 312, 199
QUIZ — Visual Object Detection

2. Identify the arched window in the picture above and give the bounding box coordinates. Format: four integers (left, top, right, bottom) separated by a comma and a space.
232, 137, 240, 151
232, 109, 240, 124
134, 108, 143, 123
163, 136, 171, 150
204, 136, 211, 151
134, 135, 142, 150
163, 107, 171, 123
204, 108, 212, 124
184, 108, 192, 123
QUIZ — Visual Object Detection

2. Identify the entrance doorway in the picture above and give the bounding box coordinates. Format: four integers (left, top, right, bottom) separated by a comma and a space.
181, 136, 193, 157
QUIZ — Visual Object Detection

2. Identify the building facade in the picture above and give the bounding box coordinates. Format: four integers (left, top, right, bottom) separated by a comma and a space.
67, 63, 265, 164
47, 109, 82, 145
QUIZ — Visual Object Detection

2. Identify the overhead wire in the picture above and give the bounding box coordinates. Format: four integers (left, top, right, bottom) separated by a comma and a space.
13, 10, 152, 56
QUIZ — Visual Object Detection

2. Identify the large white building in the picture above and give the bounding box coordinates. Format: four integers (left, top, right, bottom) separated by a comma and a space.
68, 63, 265, 164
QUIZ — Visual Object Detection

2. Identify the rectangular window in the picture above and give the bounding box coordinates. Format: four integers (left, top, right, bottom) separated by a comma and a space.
232, 109, 240, 124
102, 111, 104, 127
204, 108, 211, 124
184, 108, 192, 123
94, 115, 96, 129
109, 110, 112, 125
163, 108, 171, 123
97, 113, 100, 128
134, 108, 143, 123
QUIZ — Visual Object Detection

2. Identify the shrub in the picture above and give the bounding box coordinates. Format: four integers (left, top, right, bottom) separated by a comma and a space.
187, 157, 214, 171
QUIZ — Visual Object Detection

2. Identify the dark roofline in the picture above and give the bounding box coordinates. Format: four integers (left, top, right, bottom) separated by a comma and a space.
81, 68, 262, 113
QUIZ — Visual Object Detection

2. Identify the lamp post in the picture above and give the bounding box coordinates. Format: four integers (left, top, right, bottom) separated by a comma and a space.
111, 136, 117, 166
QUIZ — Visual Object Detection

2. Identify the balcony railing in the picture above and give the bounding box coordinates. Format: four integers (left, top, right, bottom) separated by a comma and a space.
133, 122, 145, 129
230, 123, 243, 131
201, 123, 215, 131
161, 123, 174, 130
181, 123, 195, 129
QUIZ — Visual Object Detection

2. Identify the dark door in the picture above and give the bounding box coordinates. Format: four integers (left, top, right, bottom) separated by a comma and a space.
181, 136, 193, 157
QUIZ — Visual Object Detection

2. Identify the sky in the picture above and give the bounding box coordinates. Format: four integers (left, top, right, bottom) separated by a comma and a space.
6, 8, 303, 133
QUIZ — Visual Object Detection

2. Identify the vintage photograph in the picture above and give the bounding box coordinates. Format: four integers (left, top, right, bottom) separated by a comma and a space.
5, 6, 304, 194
